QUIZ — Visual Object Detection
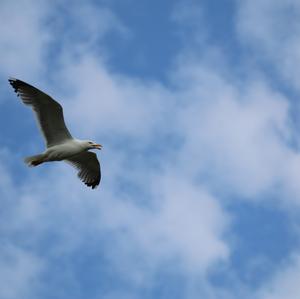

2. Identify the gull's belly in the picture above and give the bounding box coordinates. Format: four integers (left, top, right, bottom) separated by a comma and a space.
45, 142, 84, 161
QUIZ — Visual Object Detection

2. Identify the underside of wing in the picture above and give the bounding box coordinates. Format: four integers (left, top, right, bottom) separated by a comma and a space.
65, 151, 101, 189
9, 78, 73, 147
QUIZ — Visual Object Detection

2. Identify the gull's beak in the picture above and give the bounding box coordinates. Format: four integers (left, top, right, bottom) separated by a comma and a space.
93, 143, 103, 150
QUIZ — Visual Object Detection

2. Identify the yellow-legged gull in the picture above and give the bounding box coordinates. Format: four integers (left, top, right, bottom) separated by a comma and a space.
9, 78, 102, 189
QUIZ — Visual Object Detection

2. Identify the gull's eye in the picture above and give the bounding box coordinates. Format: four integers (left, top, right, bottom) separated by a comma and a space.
88, 142, 93, 145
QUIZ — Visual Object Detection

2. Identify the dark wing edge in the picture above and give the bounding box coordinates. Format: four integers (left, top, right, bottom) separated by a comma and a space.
8, 77, 61, 106
8, 77, 73, 147
65, 152, 101, 189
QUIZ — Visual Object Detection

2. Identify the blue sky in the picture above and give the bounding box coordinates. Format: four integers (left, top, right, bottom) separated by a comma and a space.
1, 0, 300, 298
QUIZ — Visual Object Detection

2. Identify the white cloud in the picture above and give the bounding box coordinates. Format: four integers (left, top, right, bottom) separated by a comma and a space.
0, 148, 230, 296
149, 176, 229, 271
0, 244, 44, 299
44, 1, 129, 65
257, 255, 300, 299
3, 0, 300, 298
0, 0, 50, 80
236, 0, 300, 90
173, 64, 292, 198
55, 57, 171, 139
0, 0, 128, 90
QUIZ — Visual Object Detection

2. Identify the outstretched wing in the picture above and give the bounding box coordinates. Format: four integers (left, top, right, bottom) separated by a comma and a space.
65, 152, 101, 189
9, 78, 73, 147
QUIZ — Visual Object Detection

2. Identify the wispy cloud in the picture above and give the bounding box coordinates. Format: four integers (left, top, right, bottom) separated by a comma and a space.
257, 255, 300, 299
2, 0, 300, 298
0, 1, 50, 81
0, 244, 43, 299
236, 0, 300, 91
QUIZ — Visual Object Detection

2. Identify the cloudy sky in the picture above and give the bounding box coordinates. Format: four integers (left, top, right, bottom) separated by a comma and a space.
1, 0, 300, 298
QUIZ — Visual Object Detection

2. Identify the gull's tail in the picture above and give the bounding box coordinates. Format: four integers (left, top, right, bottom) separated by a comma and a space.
24, 154, 45, 167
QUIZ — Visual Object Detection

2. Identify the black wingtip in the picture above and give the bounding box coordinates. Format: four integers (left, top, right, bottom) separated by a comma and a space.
86, 181, 100, 189
86, 178, 101, 189
8, 77, 18, 85
8, 77, 20, 93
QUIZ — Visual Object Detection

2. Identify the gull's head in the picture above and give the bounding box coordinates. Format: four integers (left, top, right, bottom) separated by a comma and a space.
83, 140, 102, 150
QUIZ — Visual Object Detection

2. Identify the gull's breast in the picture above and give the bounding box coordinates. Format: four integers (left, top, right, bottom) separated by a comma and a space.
45, 141, 84, 161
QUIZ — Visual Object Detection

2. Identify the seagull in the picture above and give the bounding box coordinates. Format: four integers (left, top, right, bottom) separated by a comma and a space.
9, 78, 102, 189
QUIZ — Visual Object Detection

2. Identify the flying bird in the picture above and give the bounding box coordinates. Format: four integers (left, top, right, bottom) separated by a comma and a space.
9, 78, 102, 189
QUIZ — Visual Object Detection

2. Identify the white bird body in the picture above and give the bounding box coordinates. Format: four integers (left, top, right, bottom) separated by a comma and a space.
44, 140, 90, 161
9, 78, 102, 189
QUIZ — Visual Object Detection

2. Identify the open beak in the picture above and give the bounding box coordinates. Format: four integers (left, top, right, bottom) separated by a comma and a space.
93, 144, 103, 150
